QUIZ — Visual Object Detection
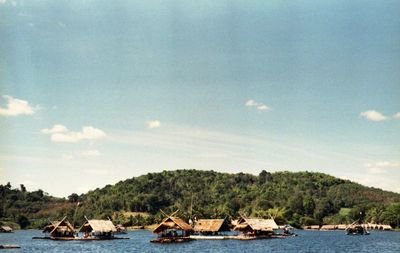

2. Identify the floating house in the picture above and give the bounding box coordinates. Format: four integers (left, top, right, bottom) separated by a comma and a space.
79, 219, 117, 239
42, 217, 76, 240
190, 219, 230, 239
233, 218, 279, 239
365, 223, 392, 230
336, 224, 348, 230
320, 225, 336, 231
0, 226, 13, 233
302, 225, 320, 230
151, 214, 193, 243
115, 224, 127, 234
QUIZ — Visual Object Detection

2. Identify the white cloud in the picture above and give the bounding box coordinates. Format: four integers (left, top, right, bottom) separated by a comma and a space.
245, 100, 258, 106
61, 154, 74, 160
0, 95, 36, 116
393, 112, 400, 119
368, 167, 386, 174
257, 104, 269, 111
41, 124, 68, 134
147, 120, 161, 129
80, 150, 100, 157
42, 125, 106, 143
245, 99, 270, 112
360, 110, 388, 121
364, 161, 400, 168
0, 0, 6, 5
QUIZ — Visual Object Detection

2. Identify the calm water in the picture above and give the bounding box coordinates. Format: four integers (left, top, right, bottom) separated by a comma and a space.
1, 230, 399, 253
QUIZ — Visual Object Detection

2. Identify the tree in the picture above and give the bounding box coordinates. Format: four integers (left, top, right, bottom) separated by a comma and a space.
381, 203, 400, 228
17, 215, 30, 229
20, 184, 27, 193
68, 193, 79, 202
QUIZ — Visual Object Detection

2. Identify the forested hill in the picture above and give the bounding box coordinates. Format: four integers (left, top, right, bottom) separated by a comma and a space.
1, 170, 400, 229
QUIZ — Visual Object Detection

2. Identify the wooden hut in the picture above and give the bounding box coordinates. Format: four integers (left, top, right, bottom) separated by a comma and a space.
233, 218, 279, 239
0, 226, 13, 233
337, 224, 348, 230
42, 217, 76, 240
320, 225, 336, 231
381, 224, 392, 231
79, 219, 117, 239
151, 211, 193, 243
190, 219, 230, 239
302, 225, 320, 230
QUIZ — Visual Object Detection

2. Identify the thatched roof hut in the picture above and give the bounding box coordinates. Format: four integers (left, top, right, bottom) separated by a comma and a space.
0, 226, 13, 233
79, 219, 117, 233
234, 218, 278, 232
43, 217, 75, 237
193, 219, 230, 233
302, 225, 320, 230
153, 216, 193, 234
320, 225, 336, 230
381, 224, 392, 230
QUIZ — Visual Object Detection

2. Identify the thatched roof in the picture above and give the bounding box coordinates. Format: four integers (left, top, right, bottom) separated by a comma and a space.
43, 217, 75, 234
193, 219, 230, 232
234, 218, 278, 232
153, 216, 193, 234
320, 225, 336, 230
381, 224, 392, 230
79, 220, 117, 233
0, 226, 12, 232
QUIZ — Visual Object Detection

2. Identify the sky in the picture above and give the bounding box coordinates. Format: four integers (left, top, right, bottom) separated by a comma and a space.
0, 0, 399, 197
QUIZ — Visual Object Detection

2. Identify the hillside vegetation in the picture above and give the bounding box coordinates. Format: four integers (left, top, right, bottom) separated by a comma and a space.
1, 170, 400, 229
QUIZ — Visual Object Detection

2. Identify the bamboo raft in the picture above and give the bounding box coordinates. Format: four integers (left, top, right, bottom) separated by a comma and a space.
32, 236, 129, 241
150, 237, 193, 243
0, 245, 21, 249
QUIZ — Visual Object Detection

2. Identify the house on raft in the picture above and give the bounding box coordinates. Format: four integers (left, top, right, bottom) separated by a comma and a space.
42, 217, 76, 240
79, 219, 118, 239
233, 218, 279, 239
365, 223, 392, 231
190, 219, 230, 239
0, 226, 13, 233
151, 215, 193, 243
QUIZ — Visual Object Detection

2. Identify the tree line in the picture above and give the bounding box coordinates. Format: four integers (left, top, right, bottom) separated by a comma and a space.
1, 170, 399, 229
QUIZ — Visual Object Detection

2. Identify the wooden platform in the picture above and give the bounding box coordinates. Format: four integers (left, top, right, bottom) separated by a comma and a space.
150, 237, 193, 243
32, 236, 129, 241
0, 245, 21, 249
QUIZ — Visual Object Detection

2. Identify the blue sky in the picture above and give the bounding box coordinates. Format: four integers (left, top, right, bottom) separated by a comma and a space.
0, 0, 399, 197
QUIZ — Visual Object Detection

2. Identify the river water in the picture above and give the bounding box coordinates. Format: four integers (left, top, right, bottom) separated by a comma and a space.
1, 230, 399, 252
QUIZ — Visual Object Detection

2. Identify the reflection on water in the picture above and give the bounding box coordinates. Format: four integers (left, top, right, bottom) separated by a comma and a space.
1, 230, 400, 253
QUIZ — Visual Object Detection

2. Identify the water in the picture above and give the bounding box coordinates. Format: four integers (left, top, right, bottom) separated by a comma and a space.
1, 230, 399, 252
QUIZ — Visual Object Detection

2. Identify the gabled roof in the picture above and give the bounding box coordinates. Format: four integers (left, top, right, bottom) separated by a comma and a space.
0, 226, 12, 232
79, 220, 117, 233
234, 218, 278, 231
193, 219, 229, 232
153, 216, 193, 234
42, 217, 75, 234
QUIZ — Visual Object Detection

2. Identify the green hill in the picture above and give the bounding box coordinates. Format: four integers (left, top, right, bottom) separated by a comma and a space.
1, 170, 400, 229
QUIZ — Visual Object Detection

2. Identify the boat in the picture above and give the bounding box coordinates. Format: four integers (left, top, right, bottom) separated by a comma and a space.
346, 220, 370, 235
